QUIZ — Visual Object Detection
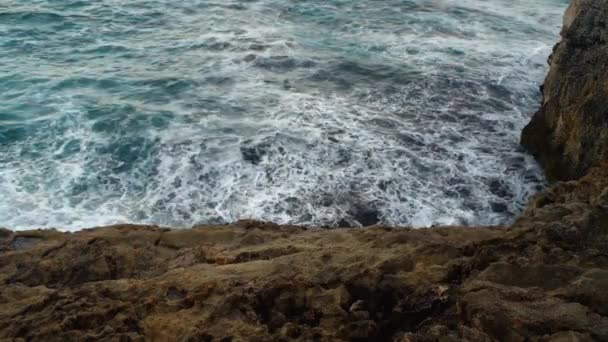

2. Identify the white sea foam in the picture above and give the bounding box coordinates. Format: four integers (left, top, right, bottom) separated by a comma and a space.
0, 0, 568, 230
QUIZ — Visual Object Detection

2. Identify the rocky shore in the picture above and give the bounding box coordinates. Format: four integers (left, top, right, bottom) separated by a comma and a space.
2, 1, 608, 341
521, 0, 608, 182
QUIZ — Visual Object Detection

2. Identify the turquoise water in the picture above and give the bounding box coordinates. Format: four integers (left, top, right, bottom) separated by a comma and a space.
0, 0, 568, 230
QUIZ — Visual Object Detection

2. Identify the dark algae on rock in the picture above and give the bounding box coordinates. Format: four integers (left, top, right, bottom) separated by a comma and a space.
2, 0, 608, 341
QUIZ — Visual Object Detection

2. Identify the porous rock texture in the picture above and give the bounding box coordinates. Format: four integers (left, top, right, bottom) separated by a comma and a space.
2, 1, 608, 341
521, 0, 608, 181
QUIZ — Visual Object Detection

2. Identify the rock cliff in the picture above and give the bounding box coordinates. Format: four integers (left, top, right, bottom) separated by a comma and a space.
2, 1, 608, 341
521, 0, 608, 181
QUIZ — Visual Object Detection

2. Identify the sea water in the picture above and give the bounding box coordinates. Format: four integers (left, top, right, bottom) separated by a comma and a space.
0, 0, 569, 230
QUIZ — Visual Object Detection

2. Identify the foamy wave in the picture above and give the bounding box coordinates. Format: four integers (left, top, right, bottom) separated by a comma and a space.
0, 0, 566, 230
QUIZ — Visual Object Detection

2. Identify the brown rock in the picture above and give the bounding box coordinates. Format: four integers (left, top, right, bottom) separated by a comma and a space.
521, 0, 608, 181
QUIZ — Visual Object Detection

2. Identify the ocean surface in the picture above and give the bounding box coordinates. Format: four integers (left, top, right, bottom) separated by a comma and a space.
0, 0, 568, 230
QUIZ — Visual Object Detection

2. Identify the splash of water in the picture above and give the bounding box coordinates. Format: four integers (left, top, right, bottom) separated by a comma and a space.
0, 0, 568, 230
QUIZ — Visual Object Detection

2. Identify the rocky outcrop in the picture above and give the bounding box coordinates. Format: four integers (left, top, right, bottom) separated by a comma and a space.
521, 0, 608, 181
1, 176, 608, 342
2, 1, 608, 341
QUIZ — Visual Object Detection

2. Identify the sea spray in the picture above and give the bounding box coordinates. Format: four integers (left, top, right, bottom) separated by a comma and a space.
0, 0, 568, 230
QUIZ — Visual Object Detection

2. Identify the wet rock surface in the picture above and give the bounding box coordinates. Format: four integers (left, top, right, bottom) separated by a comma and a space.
2, 1, 608, 341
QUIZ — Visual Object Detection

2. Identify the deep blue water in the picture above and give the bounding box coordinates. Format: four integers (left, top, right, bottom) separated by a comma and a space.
0, 0, 568, 230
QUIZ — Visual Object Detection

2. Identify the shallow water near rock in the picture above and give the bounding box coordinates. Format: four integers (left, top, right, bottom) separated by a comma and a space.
0, 0, 568, 230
